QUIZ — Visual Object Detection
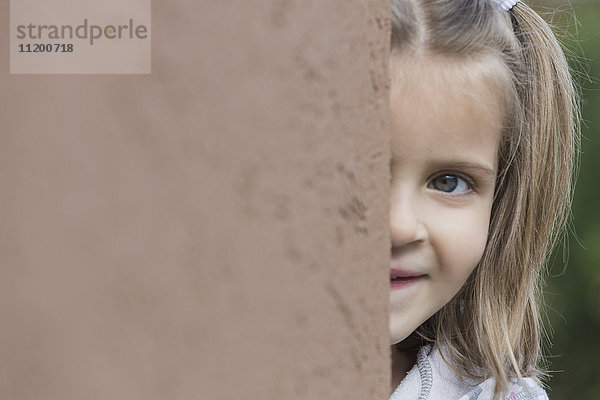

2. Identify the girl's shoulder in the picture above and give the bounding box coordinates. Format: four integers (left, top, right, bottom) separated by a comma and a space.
428, 343, 550, 400
461, 376, 549, 400
390, 344, 549, 400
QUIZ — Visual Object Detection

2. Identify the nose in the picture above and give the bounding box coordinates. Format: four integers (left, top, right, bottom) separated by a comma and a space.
390, 188, 428, 248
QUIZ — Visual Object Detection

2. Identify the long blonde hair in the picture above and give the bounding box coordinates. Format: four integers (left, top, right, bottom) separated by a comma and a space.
390, 1, 580, 398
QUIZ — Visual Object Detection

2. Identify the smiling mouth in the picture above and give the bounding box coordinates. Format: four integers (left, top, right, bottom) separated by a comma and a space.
390, 267, 426, 280
390, 275, 425, 282
390, 274, 426, 290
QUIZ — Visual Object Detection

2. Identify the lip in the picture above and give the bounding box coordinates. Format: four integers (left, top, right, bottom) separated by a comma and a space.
390, 267, 426, 278
390, 268, 427, 291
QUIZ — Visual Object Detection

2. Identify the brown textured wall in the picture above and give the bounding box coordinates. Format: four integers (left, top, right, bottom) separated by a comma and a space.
0, 1, 391, 399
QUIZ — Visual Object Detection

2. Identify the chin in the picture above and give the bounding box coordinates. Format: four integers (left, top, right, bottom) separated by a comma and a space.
390, 330, 413, 346
390, 318, 417, 345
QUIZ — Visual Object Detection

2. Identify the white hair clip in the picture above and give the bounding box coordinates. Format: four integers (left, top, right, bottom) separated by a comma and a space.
492, 0, 520, 11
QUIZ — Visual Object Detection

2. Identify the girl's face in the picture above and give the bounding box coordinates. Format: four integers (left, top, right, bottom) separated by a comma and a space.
389, 57, 504, 345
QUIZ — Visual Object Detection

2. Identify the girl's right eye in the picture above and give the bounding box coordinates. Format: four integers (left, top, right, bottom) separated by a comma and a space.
428, 174, 471, 195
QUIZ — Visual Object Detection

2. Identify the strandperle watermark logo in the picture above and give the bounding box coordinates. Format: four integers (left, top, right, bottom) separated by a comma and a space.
10, 0, 151, 74
16, 19, 149, 46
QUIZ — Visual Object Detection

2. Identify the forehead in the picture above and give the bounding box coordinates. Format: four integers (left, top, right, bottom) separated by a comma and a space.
390, 55, 507, 168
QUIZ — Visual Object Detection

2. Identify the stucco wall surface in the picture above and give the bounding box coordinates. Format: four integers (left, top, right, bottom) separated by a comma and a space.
0, 1, 391, 399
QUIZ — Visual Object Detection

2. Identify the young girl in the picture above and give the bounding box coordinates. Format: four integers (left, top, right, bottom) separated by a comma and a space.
389, 1, 579, 399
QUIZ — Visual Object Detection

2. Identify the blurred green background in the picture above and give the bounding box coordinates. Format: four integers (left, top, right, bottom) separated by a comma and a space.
533, 1, 600, 398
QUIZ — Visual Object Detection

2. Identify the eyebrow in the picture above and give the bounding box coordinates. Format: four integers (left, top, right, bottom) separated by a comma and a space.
433, 161, 496, 179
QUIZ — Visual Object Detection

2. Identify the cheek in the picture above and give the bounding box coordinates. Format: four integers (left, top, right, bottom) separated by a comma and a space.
429, 206, 491, 281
